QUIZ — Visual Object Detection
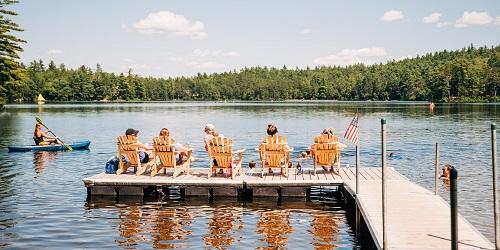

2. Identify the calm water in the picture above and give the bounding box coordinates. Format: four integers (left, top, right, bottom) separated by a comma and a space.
0, 102, 498, 248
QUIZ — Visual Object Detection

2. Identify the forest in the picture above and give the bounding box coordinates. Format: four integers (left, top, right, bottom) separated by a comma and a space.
9, 44, 498, 103
0, 1, 499, 104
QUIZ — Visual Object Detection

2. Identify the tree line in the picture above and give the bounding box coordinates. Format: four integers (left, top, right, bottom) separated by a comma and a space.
13, 44, 498, 103
1, 1, 499, 104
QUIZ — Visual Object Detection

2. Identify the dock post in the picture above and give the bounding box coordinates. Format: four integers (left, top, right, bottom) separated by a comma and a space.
450, 166, 458, 250
491, 123, 499, 250
355, 143, 361, 236
356, 144, 360, 195
435, 142, 440, 195
381, 118, 387, 250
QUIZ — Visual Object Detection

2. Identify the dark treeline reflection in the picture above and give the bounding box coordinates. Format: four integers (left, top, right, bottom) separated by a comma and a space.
5, 102, 500, 118
85, 195, 353, 249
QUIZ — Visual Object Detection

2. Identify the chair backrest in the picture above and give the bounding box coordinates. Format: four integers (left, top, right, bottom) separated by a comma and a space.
153, 136, 177, 168
312, 143, 338, 165
260, 135, 289, 167
314, 134, 338, 143
208, 137, 234, 168
117, 135, 140, 165
312, 134, 339, 165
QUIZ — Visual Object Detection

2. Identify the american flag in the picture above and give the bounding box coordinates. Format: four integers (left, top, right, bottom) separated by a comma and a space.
343, 113, 360, 145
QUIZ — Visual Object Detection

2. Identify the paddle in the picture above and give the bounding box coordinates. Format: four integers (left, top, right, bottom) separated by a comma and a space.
35, 117, 73, 151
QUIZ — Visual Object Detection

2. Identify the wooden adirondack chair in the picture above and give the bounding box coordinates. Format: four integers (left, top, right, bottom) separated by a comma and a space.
310, 134, 345, 175
150, 136, 192, 177
258, 135, 293, 177
116, 135, 141, 175
207, 137, 245, 179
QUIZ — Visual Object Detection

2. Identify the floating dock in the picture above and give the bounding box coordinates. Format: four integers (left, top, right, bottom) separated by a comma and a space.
83, 167, 494, 249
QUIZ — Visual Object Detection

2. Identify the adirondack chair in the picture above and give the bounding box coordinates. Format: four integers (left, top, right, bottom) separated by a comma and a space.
310, 134, 345, 175
207, 137, 245, 179
258, 135, 293, 177
150, 136, 192, 177
116, 135, 141, 175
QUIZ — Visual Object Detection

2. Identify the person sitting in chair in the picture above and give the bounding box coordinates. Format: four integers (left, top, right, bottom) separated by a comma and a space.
158, 128, 191, 164
34, 123, 62, 145
260, 124, 292, 174
125, 128, 153, 164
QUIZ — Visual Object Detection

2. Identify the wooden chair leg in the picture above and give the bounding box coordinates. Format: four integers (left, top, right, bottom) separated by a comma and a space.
136, 165, 147, 176
150, 165, 158, 177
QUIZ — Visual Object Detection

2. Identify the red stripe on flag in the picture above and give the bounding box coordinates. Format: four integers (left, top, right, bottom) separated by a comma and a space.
344, 113, 360, 145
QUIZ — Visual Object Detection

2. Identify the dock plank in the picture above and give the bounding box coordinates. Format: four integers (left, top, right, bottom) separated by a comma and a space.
344, 179, 493, 250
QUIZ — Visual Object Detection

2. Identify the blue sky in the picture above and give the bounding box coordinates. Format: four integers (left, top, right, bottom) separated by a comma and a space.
13, 0, 500, 77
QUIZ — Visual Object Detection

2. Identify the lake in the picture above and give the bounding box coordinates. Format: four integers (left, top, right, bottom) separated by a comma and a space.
0, 102, 498, 248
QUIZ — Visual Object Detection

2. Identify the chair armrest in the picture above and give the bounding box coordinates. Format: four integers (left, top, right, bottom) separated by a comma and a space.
237, 148, 246, 153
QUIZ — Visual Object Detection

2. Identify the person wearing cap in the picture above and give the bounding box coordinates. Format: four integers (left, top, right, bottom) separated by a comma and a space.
203, 123, 223, 152
125, 128, 153, 163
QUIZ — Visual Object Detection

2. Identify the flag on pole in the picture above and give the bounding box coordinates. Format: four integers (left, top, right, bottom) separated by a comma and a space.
344, 113, 360, 145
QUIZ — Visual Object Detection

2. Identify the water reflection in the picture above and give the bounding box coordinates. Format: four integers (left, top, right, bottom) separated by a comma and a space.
311, 213, 339, 250
257, 210, 292, 249
85, 197, 352, 249
33, 151, 59, 174
204, 207, 242, 248
152, 207, 192, 249
117, 206, 147, 247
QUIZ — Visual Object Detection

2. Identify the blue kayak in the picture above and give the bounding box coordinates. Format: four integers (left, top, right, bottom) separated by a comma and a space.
8, 140, 91, 152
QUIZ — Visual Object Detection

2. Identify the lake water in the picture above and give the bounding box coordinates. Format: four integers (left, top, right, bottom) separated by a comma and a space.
0, 102, 498, 248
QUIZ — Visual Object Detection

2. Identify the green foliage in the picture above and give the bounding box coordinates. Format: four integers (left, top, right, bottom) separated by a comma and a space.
0, 0, 26, 103
8, 44, 500, 103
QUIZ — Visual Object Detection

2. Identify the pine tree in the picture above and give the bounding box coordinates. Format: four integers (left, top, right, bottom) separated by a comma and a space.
0, 0, 26, 103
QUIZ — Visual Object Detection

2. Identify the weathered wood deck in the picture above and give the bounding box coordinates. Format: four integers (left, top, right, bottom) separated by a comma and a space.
344, 178, 494, 250
82, 167, 494, 249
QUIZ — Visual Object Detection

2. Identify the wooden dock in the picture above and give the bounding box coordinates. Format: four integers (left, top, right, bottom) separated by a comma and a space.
83, 167, 494, 249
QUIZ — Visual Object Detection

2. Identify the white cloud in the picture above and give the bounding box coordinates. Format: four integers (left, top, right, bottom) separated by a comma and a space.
423, 12, 442, 24
167, 56, 184, 62
186, 61, 226, 69
437, 21, 452, 28
455, 11, 493, 27
128, 63, 153, 70
381, 10, 404, 22
192, 49, 212, 57
222, 51, 240, 57
314, 47, 388, 66
131, 11, 207, 40
300, 28, 311, 35
191, 49, 239, 57
47, 49, 63, 54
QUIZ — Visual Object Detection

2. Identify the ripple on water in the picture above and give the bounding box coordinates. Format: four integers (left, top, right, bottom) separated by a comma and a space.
0, 102, 498, 247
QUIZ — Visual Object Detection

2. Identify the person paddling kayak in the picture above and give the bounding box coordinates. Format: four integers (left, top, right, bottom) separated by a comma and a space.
34, 123, 62, 145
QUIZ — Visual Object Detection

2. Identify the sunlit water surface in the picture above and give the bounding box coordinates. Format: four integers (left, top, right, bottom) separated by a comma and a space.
0, 102, 498, 248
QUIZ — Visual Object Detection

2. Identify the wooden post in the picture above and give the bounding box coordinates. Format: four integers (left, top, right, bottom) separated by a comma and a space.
492, 123, 499, 250
356, 144, 360, 195
435, 142, 440, 195
450, 166, 458, 250
381, 118, 387, 250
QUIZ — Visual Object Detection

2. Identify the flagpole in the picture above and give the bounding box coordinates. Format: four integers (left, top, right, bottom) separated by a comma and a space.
381, 118, 387, 250
356, 143, 359, 195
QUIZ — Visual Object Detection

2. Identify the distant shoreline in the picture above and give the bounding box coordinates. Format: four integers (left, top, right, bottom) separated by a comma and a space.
4, 100, 500, 107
